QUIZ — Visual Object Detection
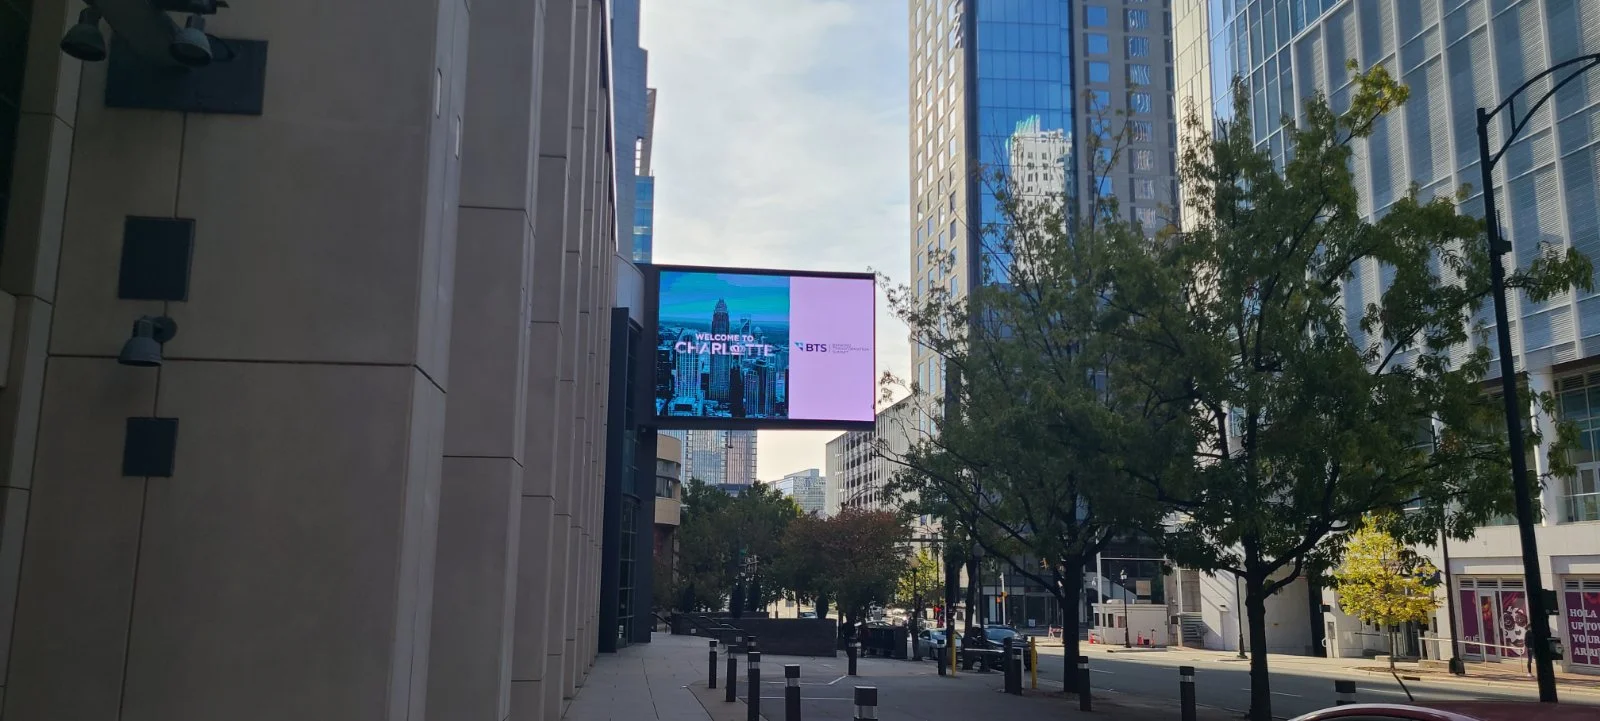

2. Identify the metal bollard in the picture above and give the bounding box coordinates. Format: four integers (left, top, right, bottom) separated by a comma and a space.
709, 640, 719, 689
853, 686, 878, 721
936, 638, 946, 676
725, 645, 738, 703
1002, 637, 1018, 694
1009, 640, 1023, 695
1077, 656, 1092, 711
1335, 679, 1357, 705
847, 639, 860, 676
785, 664, 801, 721
1179, 666, 1196, 721
747, 652, 762, 721
1028, 636, 1038, 690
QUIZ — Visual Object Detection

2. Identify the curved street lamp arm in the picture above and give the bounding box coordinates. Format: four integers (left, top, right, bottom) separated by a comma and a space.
1481, 53, 1600, 167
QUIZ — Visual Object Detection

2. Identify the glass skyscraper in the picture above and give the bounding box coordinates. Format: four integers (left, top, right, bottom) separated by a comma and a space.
660, 430, 759, 487
634, 88, 657, 263
909, 0, 1178, 401
1174, 0, 1600, 671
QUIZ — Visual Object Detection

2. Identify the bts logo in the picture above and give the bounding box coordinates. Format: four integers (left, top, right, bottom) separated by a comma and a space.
794, 342, 829, 353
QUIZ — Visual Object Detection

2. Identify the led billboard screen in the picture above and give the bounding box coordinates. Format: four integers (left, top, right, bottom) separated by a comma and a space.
649, 265, 876, 430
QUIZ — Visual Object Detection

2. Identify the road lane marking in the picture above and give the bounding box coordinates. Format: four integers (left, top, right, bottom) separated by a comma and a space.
1238, 689, 1302, 698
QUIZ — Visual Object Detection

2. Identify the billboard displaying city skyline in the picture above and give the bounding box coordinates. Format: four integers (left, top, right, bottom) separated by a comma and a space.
649, 265, 876, 431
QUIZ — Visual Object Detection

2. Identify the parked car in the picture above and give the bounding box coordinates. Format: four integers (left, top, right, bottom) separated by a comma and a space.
1289, 701, 1598, 721
915, 629, 962, 658
798, 611, 817, 619
981, 626, 1034, 670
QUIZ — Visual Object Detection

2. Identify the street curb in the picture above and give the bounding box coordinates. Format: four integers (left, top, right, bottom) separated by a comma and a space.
1346, 666, 1600, 699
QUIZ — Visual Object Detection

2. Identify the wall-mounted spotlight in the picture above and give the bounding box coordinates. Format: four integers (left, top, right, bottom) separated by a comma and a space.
59, 8, 108, 62
170, 14, 212, 67
118, 316, 179, 367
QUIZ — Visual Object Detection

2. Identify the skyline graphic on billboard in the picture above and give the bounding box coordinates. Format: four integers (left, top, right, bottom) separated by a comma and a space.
652, 267, 875, 429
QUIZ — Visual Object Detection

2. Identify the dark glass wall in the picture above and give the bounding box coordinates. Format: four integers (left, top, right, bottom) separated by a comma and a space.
633, 176, 654, 263
0, 0, 30, 249
970, 0, 1075, 283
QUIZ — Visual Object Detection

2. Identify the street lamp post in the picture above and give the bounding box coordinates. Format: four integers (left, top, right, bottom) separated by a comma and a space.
1476, 51, 1600, 704
1121, 569, 1132, 649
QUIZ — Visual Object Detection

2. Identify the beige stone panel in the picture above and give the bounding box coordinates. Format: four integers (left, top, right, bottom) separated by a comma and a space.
49, 62, 175, 356
115, 361, 432, 721
544, 514, 572, 658
202, 0, 440, 132
1, 113, 72, 300
167, 115, 426, 366
511, 495, 555, 682
522, 323, 562, 498
444, 208, 532, 461
413, 0, 471, 386
427, 456, 522, 721
536, 0, 578, 165
530, 158, 570, 324
4, 357, 159, 721
19, 0, 81, 125
0, 296, 52, 490
555, 379, 576, 517
507, 679, 546, 721
459, 0, 542, 211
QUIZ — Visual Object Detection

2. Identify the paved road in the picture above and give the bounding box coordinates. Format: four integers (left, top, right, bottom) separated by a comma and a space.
1019, 645, 1600, 719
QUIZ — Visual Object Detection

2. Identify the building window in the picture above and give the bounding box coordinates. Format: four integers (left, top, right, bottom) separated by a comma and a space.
1135, 207, 1159, 228
1134, 178, 1156, 200
1130, 121, 1153, 143
1129, 92, 1152, 114
1128, 36, 1149, 58
1086, 33, 1109, 55
1089, 62, 1111, 83
1096, 176, 1113, 198
1086, 6, 1108, 27
1090, 118, 1113, 142
1558, 372, 1600, 523
1132, 148, 1155, 172
1090, 90, 1112, 111
1128, 63, 1152, 86
1126, 9, 1150, 30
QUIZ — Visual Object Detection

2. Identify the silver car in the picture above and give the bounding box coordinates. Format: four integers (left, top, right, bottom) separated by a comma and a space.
915, 629, 963, 658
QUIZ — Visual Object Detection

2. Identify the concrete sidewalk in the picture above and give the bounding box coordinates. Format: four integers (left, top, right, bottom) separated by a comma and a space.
564, 633, 722, 721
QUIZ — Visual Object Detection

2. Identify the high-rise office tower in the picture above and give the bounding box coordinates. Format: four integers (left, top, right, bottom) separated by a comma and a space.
708, 299, 733, 402
634, 88, 657, 263
1173, 0, 1600, 669
908, 0, 1179, 396
666, 430, 759, 487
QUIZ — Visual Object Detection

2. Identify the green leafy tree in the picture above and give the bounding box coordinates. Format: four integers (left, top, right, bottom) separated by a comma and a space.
778, 509, 909, 633
882, 103, 1187, 689
1109, 65, 1591, 721
896, 548, 942, 642
667, 479, 799, 613
1333, 525, 1441, 669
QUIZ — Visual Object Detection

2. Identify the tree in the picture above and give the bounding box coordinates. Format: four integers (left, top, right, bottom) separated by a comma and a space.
1109, 65, 1591, 721
1333, 525, 1441, 669
666, 478, 800, 614
897, 548, 942, 656
882, 104, 1187, 690
778, 509, 909, 635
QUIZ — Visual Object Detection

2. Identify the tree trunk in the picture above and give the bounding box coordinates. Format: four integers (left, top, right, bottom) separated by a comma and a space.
965, 554, 980, 633
1245, 574, 1273, 721
946, 553, 960, 669
730, 581, 745, 620
817, 593, 830, 619
1060, 554, 1085, 693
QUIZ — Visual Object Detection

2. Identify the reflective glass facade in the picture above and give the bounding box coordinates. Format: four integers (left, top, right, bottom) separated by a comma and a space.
633, 176, 654, 263
972, 0, 1076, 278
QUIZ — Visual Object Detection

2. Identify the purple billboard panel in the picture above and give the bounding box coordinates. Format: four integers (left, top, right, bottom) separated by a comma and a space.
1460, 589, 1481, 656
787, 275, 876, 423
1567, 590, 1600, 667
650, 265, 876, 430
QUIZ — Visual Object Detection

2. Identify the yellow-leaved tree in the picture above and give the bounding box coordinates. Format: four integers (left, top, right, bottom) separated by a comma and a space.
1333, 525, 1442, 668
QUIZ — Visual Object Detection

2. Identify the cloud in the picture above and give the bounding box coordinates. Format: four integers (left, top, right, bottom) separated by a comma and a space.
642, 0, 911, 480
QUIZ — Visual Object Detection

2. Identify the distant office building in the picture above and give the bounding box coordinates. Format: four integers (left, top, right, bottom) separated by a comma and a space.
662, 430, 759, 487
773, 469, 827, 515
1173, 0, 1600, 667
825, 397, 920, 515
633, 88, 657, 263
908, 0, 1179, 398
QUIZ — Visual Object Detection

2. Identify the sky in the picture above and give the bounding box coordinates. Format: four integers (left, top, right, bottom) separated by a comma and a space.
640, 0, 912, 482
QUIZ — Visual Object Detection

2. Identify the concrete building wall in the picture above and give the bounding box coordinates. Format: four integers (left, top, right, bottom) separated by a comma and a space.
0, 0, 621, 719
